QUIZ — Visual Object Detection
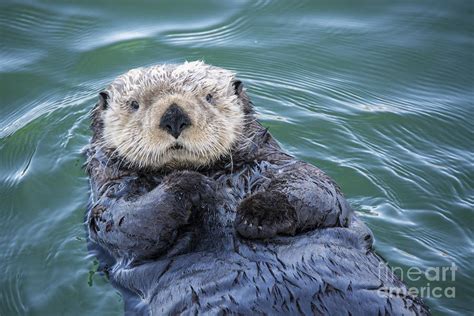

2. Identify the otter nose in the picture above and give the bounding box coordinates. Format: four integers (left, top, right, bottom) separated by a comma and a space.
159, 104, 191, 139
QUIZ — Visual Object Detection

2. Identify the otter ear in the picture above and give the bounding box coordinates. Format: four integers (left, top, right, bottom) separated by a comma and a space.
98, 91, 109, 110
233, 80, 244, 96
232, 79, 253, 114
91, 91, 110, 133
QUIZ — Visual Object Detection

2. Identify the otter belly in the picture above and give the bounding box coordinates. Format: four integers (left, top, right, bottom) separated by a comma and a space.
108, 217, 428, 315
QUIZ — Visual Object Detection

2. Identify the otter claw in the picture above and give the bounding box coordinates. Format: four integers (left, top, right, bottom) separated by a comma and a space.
235, 191, 298, 239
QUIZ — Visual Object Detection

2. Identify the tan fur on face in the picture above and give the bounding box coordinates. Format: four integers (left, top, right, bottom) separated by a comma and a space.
100, 61, 245, 169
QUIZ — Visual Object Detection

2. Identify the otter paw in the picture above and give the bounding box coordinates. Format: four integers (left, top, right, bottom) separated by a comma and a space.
162, 171, 216, 205
235, 191, 297, 239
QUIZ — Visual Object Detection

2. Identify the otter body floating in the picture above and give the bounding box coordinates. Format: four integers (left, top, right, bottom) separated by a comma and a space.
86, 61, 429, 315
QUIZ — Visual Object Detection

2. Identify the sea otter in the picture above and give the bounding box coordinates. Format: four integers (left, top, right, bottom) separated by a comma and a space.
86, 61, 429, 315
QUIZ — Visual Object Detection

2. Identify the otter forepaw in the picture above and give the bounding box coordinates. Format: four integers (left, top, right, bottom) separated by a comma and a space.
235, 191, 297, 239
162, 171, 216, 206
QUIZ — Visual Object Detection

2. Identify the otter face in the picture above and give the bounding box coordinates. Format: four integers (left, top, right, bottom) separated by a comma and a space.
98, 61, 247, 169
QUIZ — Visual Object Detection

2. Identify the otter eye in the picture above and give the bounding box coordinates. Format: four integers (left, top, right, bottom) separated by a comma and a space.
206, 94, 213, 103
130, 100, 139, 110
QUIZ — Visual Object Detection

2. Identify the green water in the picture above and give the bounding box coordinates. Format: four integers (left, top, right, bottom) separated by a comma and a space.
1, 0, 472, 315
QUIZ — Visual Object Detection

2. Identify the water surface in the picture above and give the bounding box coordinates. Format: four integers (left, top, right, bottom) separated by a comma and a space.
1, 0, 473, 314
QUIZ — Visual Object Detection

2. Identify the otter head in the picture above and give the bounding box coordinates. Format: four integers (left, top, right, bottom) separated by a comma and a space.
96, 61, 251, 169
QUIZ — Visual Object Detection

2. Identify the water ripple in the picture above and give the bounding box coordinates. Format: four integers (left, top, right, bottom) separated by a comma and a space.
0, 0, 472, 314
